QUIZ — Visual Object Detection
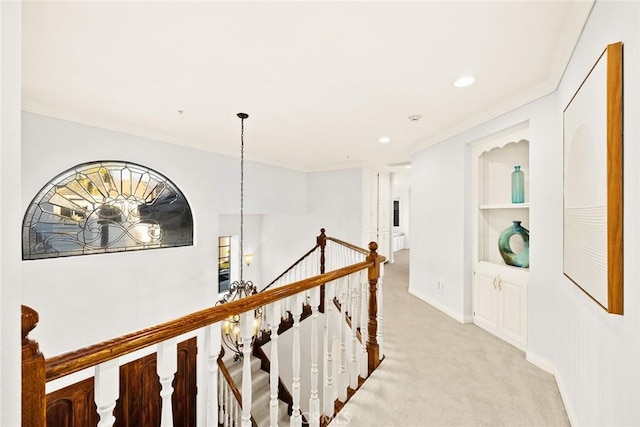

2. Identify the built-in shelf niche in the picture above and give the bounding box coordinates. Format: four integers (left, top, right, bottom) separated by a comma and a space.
477, 139, 529, 268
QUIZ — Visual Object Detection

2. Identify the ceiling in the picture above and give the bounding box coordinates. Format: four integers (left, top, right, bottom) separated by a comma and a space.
22, 1, 593, 177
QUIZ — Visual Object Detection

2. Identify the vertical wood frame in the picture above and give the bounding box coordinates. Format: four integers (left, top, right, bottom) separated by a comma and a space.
563, 41, 623, 314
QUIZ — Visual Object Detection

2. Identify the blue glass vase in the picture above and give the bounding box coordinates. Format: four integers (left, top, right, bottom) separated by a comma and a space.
511, 165, 524, 203
498, 221, 529, 268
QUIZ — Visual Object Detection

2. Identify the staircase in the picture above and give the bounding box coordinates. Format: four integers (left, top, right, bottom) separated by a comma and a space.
224, 355, 290, 426
24, 229, 385, 427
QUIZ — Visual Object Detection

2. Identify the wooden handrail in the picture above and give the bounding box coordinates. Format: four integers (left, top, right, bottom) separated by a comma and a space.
45, 259, 373, 381
261, 244, 319, 291
218, 360, 243, 405
326, 236, 371, 257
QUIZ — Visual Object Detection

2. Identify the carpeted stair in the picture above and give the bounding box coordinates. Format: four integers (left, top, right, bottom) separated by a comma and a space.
224, 355, 289, 426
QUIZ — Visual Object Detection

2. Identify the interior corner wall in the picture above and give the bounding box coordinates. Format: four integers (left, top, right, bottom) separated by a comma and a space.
1, 0, 22, 424
410, 1, 639, 424
260, 168, 363, 285
409, 139, 469, 322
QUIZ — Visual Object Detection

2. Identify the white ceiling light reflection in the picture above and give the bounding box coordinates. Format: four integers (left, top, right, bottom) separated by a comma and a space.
453, 76, 476, 88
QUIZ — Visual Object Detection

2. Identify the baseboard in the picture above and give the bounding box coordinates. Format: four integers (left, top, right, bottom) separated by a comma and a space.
554, 369, 578, 426
526, 353, 577, 426
525, 351, 555, 375
408, 287, 470, 324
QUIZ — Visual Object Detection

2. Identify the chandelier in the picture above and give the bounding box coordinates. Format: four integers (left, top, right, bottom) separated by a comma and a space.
217, 112, 261, 361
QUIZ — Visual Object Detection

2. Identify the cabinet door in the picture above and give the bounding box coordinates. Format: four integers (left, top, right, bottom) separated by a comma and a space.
497, 277, 528, 347
472, 270, 498, 332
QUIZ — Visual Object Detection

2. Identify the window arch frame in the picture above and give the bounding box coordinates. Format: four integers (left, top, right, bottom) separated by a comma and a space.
22, 160, 194, 260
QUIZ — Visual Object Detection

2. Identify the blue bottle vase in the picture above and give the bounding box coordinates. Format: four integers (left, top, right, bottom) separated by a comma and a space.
512, 165, 524, 203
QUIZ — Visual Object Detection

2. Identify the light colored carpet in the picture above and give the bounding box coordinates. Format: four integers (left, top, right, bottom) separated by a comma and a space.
332, 249, 569, 427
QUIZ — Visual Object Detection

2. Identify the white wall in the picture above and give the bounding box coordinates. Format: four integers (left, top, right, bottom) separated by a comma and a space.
261, 168, 363, 284
410, 1, 640, 424
410, 138, 471, 322
21, 113, 219, 356
553, 2, 639, 424
198, 145, 307, 216
1, 1, 22, 424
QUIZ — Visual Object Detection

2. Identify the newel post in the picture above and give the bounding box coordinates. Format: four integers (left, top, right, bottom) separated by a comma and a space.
317, 228, 327, 313
317, 228, 326, 274
22, 305, 46, 427
366, 242, 381, 374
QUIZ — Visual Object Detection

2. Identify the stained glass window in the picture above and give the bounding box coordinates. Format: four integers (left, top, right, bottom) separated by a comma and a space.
23, 161, 193, 260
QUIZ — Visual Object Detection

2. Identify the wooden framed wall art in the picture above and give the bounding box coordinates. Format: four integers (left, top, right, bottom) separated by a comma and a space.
563, 41, 623, 315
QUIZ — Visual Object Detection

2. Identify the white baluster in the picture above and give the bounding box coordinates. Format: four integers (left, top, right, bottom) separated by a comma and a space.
324, 281, 335, 416
285, 286, 291, 312
309, 286, 321, 427
95, 359, 119, 427
234, 396, 239, 427
223, 382, 230, 427
205, 324, 222, 426
377, 263, 385, 359
158, 338, 178, 427
241, 311, 253, 427
360, 273, 369, 380
218, 370, 225, 424
269, 301, 281, 427
349, 276, 359, 390
290, 294, 304, 427
338, 279, 348, 401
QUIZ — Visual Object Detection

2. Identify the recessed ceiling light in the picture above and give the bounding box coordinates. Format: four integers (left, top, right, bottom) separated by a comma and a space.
379, 136, 391, 144
453, 76, 475, 88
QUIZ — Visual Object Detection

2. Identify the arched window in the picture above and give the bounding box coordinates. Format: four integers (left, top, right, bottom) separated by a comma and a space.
23, 161, 193, 260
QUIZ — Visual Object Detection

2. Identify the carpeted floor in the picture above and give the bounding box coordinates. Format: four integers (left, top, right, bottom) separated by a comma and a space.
332, 249, 569, 426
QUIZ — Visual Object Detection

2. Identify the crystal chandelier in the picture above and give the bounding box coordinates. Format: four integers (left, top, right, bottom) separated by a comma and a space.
217, 113, 261, 361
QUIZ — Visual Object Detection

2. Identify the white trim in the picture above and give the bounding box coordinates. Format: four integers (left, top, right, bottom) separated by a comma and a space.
555, 370, 578, 427
408, 287, 472, 324
525, 351, 555, 375
526, 352, 579, 426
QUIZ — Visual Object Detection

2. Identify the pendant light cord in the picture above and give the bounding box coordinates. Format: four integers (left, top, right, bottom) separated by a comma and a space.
238, 113, 248, 283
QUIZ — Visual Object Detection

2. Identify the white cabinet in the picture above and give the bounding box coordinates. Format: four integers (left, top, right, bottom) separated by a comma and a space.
471, 122, 529, 349
473, 264, 528, 350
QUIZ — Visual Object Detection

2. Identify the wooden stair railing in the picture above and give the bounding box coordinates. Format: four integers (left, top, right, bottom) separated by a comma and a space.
21, 229, 384, 427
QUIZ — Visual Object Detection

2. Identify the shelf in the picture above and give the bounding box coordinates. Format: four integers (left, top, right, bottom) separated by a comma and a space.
477, 260, 530, 272
479, 203, 530, 210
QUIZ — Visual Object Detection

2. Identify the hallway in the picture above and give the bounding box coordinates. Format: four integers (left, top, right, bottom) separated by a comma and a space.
334, 250, 569, 426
